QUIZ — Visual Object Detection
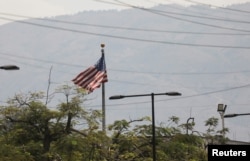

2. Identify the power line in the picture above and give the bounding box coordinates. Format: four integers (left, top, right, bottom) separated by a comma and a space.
183, 0, 250, 14
152, 8, 250, 24
119, 1, 250, 24
0, 12, 248, 36
1, 55, 247, 88
160, 83, 250, 101
1, 52, 250, 76
2, 52, 250, 94
0, 52, 83, 68
147, 0, 250, 15
105, 103, 250, 111
110, 0, 250, 33
1, 16, 250, 49
101, 0, 250, 21
115, 84, 250, 106
0, 54, 161, 86
161, 0, 249, 20
96, 83, 250, 107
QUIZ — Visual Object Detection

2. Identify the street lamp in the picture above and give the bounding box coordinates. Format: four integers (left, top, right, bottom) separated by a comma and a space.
217, 104, 227, 138
224, 113, 250, 118
0, 65, 20, 70
186, 117, 194, 135
109, 91, 182, 161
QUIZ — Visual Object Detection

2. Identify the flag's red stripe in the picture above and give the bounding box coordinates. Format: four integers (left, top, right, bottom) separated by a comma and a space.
77, 69, 99, 87
72, 54, 108, 93
87, 72, 107, 89
72, 67, 96, 84
73, 68, 97, 86
85, 72, 106, 89
72, 69, 107, 92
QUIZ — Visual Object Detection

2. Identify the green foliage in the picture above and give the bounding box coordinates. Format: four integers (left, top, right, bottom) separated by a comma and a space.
0, 138, 34, 161
0, 87, 103, 160
205, 117, 218, 134
204, 116, 229, 145
0, 86, 211, 160
161, 134, 207, 161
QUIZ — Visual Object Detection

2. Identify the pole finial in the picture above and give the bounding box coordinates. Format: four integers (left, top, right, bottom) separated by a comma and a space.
101, 44, 105, 48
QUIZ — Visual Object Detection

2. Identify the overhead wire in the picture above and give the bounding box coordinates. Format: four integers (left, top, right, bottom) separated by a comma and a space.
1, 1, 250, 42
144, 0, 250, 19
1, 58, 250, 108
1, 52, 250, 76
1, 1, 250, 111
1, 3, 249, 79
182, 0, 250, 14
151, 8, 250, 24
3, 2, 250, 25
3, 0, 250, 34
0, 53, 180, 88
88, 83, 250, 108
1, 11, 250, 88
0, 12, 249, 36
109, 0, 250, 33
0, 55, 72, 76
0, 53, 159, 86
2, 51, 250, 92
110, 0, 250, 24
1, 16, 250, 49
162, 0, 250, 17
106, 103, 250, 111
131, 0, 250, 38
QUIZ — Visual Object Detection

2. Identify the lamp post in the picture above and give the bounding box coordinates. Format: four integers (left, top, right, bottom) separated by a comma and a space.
186, 117, 194, 135
0, 65, 20, 70
217, 104, 227, 138
109, 91, 182, 161
224, 113, 250, 118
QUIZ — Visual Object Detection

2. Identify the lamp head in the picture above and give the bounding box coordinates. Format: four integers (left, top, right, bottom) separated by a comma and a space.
109, 95, 125, 100
0, 65, 20, 70
224, 114, 237, 118
217, 104, 227, 112
166, 92, 182, 96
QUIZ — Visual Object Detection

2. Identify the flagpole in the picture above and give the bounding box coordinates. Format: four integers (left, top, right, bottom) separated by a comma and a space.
101, 44, 106, 132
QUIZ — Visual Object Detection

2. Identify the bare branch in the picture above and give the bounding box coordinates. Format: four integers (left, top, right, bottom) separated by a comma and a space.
45, 66, 53, 105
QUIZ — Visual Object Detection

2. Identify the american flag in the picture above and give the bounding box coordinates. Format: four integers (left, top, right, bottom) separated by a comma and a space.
72, 53, 108, 93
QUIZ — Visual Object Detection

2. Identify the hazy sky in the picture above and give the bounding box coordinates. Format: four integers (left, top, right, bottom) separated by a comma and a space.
1, 0, 250, 25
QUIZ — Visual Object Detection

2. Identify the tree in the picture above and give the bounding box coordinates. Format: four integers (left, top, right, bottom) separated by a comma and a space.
107, 116, 207, 161
107, 117, 152, 161
160, 134, 207, 161
0, 87, 210, 160
0, 85, 103, 161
